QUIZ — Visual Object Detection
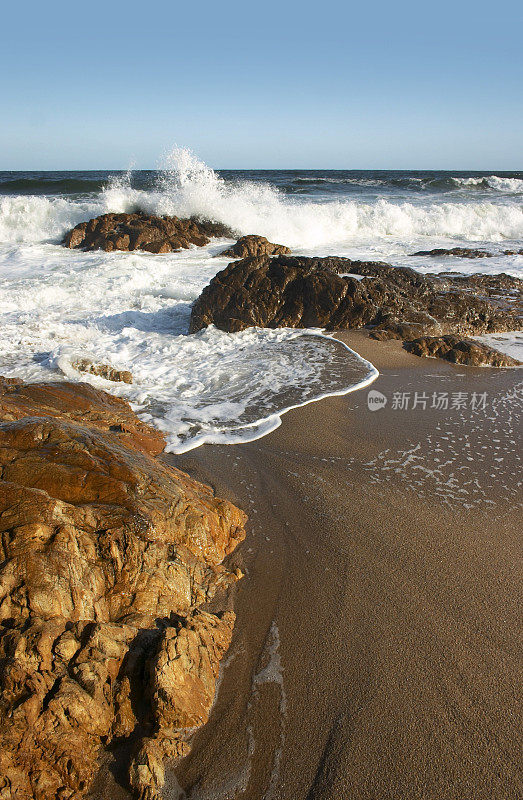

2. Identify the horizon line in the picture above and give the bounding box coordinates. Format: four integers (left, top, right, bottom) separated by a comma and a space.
1, 166, 521, 173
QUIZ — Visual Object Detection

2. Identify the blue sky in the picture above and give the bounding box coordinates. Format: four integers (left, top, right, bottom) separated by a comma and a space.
1, 0, 521, 169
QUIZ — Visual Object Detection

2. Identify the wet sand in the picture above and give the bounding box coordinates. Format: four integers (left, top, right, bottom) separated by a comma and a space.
167, 332, 522, 800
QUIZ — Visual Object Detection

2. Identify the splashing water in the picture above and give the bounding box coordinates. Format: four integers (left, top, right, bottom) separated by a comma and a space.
94, 148, 523, 251
1, 147, 523, 257
0, 147, 521, 452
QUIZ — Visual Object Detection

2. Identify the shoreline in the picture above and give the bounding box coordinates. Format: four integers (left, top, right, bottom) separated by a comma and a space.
0, 191, 521, 798
167, 332, 522, 800
165, 330, 380, 455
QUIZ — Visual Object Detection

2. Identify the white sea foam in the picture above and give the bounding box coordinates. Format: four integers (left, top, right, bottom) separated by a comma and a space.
0, 238, 377, 452
475, 333, 523, 363
0, 148, 520, 453
0, 194, 104, 243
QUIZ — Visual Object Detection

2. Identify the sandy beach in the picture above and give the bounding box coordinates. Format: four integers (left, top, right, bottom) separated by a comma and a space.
167, 332, 522, 800
2, 6, 523, 797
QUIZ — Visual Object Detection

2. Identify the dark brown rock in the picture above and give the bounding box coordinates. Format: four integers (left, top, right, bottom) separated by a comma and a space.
0, 381, 247, 800
62, 212, 233, 254
189, 255, 521, 342
411, 247, 494, 258
437, 271, 523, 307
404, 335, 520, 367
217, 234, 291, 259
412, 246, 523, 258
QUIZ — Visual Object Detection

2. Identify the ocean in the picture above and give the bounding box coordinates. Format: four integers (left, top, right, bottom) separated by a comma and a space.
0, 147, 521, 451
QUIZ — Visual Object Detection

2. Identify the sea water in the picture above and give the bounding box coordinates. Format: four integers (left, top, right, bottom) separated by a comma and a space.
0, 147, 521, 451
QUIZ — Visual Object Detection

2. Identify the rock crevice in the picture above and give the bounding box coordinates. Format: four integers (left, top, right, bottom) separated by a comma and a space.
0, 380, 246, 800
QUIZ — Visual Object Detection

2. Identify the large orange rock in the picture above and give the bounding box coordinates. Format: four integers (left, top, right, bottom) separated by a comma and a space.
0, 380, 247, 800
0, 377, 165, 456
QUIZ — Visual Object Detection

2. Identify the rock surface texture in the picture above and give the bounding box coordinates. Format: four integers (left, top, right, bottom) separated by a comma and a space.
403, 335, 521, 367
0, 378, 165, 456
63, 212, 233, 254
411, 247, 495, 259
189, 255, 522, 359
217, 234, 291, 259
0, 379, 246, 800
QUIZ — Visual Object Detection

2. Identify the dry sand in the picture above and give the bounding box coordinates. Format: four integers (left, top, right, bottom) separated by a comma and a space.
166, 332, 522, 800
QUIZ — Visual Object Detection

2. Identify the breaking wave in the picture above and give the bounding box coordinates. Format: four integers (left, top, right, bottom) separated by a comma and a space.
1, 148, 523, 248
291, 174, 523, 194
449, 175, 523, 193
0, 147, 521, 453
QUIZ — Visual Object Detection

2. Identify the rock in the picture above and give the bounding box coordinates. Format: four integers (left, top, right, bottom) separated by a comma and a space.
411, 247, 495, 258
0, 378, 165, 456
62, 212, 233, 253
217, 234, 291, 259
403, 335, 521, 367
71, 359, 133, 384
412, 246, 523, 258
437, 271, 523, 304
129, 610, 235, 800
189, 255, 521, 342
0, 380, 247, 800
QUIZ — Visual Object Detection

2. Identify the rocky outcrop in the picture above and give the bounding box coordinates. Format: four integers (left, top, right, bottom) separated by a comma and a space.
71, 359, 133, 384
412, 247, 523, 258
437, 271, 523, 304
411, 247, 495, 258
217, 235, 291, 259
403, 335, 521, 367
0, 380, 246, 800
0, 378, 164, 456
189, 255, 521, 343
63, 212, 233, 254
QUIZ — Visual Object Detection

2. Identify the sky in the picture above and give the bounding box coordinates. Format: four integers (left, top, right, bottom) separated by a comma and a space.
1, 0, 522, 170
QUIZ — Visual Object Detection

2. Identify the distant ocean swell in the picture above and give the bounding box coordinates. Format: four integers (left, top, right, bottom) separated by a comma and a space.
291, 175, 523, 193
2, 169, 523, 197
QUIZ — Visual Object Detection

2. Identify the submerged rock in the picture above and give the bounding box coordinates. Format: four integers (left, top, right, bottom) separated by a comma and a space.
189, 255, 521, 344
63, 212, 233, 253
217, 234, 291, 259
0, 379, 246, 800
411, 247, 495, 258
412, 246, 523, 259
403, 335, 521, 367
71, 358, 133, 384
